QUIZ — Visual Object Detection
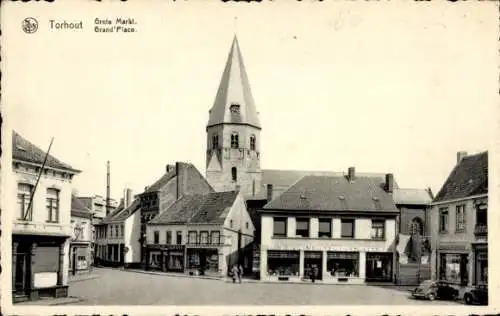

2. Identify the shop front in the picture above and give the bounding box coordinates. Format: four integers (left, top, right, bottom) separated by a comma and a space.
266, 250, 300, 281
365, 252, 393, 282
12, 234, 69, 303
326, 251, 359, 281
303, 251, 322, 281
165, 245, 185, 272
146, 244, 186, 272
186, 248, 220, 276
473, 244, 487, 285
439, 253, 469, 286
69, 242, 91, 275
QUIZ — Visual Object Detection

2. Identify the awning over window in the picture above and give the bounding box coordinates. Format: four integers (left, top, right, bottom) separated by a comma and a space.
304, 251, 322, 259
326, 252, 359, 260
267, 250, 299, 259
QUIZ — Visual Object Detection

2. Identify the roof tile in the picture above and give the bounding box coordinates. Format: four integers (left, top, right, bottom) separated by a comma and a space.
434, 151, 488, 202
264, 175, 397, 212
12, 131, 78, 172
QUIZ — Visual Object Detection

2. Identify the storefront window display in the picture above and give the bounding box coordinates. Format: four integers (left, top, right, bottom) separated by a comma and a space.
149, 252, 162, 269
167, 251, 184, 271
475, 251, 488, 285
187, 249, 219, 273
439, 253, 468, 285
366, 252, 393, 281
327, 252, 359, 277
267, 250, 300, 277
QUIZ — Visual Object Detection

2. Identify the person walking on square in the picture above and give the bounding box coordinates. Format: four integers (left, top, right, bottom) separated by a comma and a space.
231, 264, 239, 283
238, 264, 243, 284
311, 265, 318, 283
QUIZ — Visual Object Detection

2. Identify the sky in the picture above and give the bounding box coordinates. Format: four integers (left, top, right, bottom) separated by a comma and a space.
3, 1, 498, 201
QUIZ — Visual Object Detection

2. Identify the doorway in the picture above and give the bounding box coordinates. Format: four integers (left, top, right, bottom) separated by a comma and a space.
72, 248, 77, 275
304, 251, 323, 280
14, 243, 31, 296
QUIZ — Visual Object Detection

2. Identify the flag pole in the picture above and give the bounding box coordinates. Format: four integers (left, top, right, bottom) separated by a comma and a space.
24, 137, 54, 221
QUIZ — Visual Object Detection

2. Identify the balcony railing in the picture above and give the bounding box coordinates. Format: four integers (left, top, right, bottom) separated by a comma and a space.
474, 224, 487, 236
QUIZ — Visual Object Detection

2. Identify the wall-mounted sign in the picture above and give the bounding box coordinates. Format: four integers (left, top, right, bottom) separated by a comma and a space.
268, 241, 386, 253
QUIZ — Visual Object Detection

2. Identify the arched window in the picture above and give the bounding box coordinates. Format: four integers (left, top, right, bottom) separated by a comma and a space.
250, 135, 256, 150
231, 167, 237, 182
409, 217, 424, 235
212, 134, 219, 149
231, 133, 239, 149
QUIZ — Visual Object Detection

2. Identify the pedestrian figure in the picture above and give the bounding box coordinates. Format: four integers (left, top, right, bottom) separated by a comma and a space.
238, 264, 243, 283
310, 265, 317, 283
231, 264, 239, 283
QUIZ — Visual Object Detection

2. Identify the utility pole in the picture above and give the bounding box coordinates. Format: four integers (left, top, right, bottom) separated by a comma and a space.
106, 160, 111, 216
24, 137, 54, 221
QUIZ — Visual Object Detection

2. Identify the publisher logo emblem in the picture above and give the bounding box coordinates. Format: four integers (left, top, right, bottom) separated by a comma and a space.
22, 17, 38, 34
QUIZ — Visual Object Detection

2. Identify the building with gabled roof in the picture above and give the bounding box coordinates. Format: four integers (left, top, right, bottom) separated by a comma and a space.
146, 190, 255, 277
94, 162, 214, 268
69, 196, 93, 276
258, 167, 399, 284
11, 131, 80, 302
430, 151, 488, 289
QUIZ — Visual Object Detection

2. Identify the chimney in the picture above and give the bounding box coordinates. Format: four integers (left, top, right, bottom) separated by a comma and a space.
175, 162, 188, 199
348, 167, 355, 182
457, 151, 468, 164
235, 185, 241, 192
267, 184, 273, 202
123, 188, 133, 208
385, 173, 394, 193
106, 161, 111, 216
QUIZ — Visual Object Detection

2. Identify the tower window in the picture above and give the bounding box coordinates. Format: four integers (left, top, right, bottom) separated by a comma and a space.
212, 134, 219, 149
231, 133, 239, 149
250, 135, 256, 150
230, 104, 240, 114
231, 167, 237, 182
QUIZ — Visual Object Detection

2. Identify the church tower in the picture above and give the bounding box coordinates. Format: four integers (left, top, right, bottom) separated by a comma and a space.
206, 36, 262, 197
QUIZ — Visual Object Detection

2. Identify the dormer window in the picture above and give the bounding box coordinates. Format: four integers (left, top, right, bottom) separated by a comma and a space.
231, 133, 239, 149
250, 135, 256, 150
230, 104, 240, 114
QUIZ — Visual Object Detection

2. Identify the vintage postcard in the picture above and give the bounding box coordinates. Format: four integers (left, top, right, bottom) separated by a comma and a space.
1, 1, 498, 315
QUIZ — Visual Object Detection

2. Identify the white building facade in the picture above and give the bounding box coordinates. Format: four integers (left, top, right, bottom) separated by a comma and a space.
11, 131, 80, 302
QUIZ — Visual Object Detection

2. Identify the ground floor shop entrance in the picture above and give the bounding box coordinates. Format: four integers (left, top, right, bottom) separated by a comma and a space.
186, 248, 220, 275
266, 250, 300, 279
69, 243, 91, 275
145, 244, 186, 272
473, 244, 487, 286
12, 234, 69, 302
439, 253, 469, 286
304, 251, 323, 281
365, 252, 393, 282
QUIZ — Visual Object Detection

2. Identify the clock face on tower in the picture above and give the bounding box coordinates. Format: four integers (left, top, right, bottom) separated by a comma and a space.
230, 104, 240, 114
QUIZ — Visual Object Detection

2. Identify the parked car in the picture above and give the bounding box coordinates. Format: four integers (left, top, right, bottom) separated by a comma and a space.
463, 284, 488, 305
410, 280, 459, 301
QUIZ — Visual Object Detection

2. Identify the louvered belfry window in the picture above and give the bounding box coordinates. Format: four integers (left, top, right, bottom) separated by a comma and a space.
250, 135, 256, 150
231, 133, 239, 149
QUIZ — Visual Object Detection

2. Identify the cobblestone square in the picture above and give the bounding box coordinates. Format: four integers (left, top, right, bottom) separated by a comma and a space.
67, 268, 461, 305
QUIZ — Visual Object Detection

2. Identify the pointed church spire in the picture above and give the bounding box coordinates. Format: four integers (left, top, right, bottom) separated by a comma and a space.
207, 36, 261, 130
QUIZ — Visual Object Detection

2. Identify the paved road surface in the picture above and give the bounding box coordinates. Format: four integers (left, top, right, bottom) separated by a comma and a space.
69, 268, 461, 305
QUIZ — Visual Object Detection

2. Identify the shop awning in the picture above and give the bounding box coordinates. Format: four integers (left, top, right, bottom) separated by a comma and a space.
326, 252, 359, 260
267, 250, 299, 259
